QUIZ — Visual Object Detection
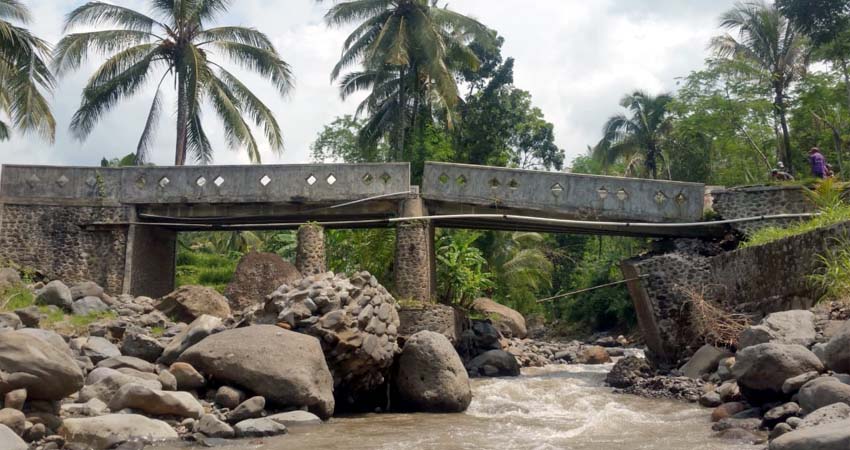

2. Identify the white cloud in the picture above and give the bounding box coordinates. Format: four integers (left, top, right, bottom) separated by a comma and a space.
0, 0, 739, 167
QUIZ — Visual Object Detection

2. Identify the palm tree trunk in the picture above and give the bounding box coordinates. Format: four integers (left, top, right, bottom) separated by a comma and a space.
175, 72, 189, 166
396, 67, 406, 162
775, 86, 793, 174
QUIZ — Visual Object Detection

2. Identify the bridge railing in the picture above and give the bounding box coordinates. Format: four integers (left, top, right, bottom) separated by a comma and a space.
421, 162, 705, 222
0, 163, 411, 204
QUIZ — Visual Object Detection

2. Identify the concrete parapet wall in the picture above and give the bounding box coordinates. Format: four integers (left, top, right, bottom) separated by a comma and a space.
422, 162, 705, 223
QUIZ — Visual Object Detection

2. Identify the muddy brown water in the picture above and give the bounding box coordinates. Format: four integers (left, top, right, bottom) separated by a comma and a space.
158, 362, 754, 450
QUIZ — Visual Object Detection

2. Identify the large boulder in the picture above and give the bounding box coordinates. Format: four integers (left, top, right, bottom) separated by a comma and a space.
396, 331, 471, 412
739, 310, 817, 349
732, 343, 823, 403
72, 296, 110, 316
224, 252, 301, 312
466, 350, 521, 378
121, 330, 164, 363
680, 345, 731, 379
0, 268, 21, 290
471, 298, 527, 339
823, 321, 850, 374
0, 330, 84, 400
0, 424, 26, 450
800, 403, 850, 428
108, 384, 204, 419
15, 328, 71, 354
798, 377, 850, 413
69, 281, 104, 301
35, 281, 72, 310
178, 325, 334, 419
769, 419, 850, 450
157, 286, 231, 322
60, 414, 178, 450
157, 314, 222, 365
606, 356, 653, 388
263, 272, 400, 398
78, 368, 161, 403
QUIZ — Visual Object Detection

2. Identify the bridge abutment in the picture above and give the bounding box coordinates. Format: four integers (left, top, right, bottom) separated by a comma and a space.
124, 221, 177, 298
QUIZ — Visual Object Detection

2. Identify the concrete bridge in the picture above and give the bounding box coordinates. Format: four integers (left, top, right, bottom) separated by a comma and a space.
0, 162, 712, 300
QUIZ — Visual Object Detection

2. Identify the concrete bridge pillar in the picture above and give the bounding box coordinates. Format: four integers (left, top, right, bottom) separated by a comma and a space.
296, 223, 327, 276
394, 196, 436, 303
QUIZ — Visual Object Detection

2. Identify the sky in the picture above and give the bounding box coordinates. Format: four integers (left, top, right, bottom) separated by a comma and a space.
0, 0, 742, 168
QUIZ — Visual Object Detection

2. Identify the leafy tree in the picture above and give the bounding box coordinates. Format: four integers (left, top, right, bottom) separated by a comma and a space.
790, 71, 849, 174
311, 115, 391, 163
486, 232, 553, 315
326, 229, 396, 285
711, 0, 808, 174
322, 0, 493, 163
595, 91, 673, 179
667, 58, 778, 185
100, 153, 138, 167
436, 230, 492, 309
0, 0, 55, 142
56, 0, 293, 165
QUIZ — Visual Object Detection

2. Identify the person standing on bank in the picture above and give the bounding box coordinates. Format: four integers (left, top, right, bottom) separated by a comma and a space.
809, 147, 827, 179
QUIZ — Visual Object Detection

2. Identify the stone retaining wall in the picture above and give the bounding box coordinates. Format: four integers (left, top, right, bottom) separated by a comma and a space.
624, 221, 850, 366
711, 186, 815, 235
296, 224, 327, 276
398, 304, 465, 344
0, 203, 130, 293
393, 221, 434, 303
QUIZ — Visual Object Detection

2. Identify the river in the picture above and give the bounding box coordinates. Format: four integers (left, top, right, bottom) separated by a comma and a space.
174, 361, 756, 450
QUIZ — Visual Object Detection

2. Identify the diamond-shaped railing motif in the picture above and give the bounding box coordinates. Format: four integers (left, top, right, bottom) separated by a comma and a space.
551, 183, 564, 193
655, 191, 668, 205
158, 177, 170, 188
56, 175, 69, 188
214, 176, 224, 187
597, 187, 609, 200
508, 179, 519, 190
326, 174, 337, 185
260, 175, 271, 186
438, 173, 449, 184
196, 176, 207, 187
26, 174, 40, 188
380, 173, 392, 184
489, 178, 501, 189
675, 193, 687, 205
362, 173, 374, 185
85, 176, 98, 188
306, 174, 317, 186
456, 175, 467, 186
617, 189, 629, 201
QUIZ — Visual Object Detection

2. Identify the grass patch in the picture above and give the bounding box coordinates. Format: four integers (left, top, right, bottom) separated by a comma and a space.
176, 249, 238, 293
0, 284, 34, 311
810, 236, 850, 304
149, 326, 165, 337
743, 205, 850, 247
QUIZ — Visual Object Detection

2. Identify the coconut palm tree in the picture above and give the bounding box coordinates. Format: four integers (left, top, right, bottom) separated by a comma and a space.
0, 0, 55, 142
488, 231, 553, 314
711, 0, 808, 174
595, 91, 673, 179
55, 0, 293, 165
322, 0, 493, 159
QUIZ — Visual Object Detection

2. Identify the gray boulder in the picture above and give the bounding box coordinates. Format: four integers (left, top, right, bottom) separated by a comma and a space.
107, 384, 204, 419
800, 403, 850, 429
769, 419, 850, 450
70, 281, 104, 300
0, 408, 25, 434
157, 315, 221, 365
197, 414, 234, 438
738, 310, 816, 349
0, 424, 26, 450
178, 325, 335, 420
0, 268, 21, 289
266, 410, 322, 427
97, 356, 155, 373
214, 386, 245, 409
606, 356, 652, 388
169, 362, 205, 390
396, 331, 471, 413
798, 377, 850, 413
466, 350, 521, 377
81, 336, 121, 363
823, 321, 850, 374
227, 396, 265, 423
233, 417, 288, 438
224, 251, 301, 312
0, 313, 21, 331
680, 344, 731, 379
121, 330, 164, 362
732, 343, 823, 403
157, 285, 231, 322
72, 296, 110, 316
60, 414, 178, 450
0, 330, 84, 400
471, 298, 527, 339
783, 371, 821, 395
35, 281, 73, 310
16, 328, 71, 354
78, 368, 161, 403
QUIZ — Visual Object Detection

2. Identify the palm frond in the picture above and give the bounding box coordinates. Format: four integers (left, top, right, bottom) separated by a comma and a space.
135, 72, 169, 164
206, 72, 261, 162
0, 0, 30, 23
211, 41, 293, 95
64, 2, 161, 33
196, 26, 273, 50
324, 0, 394, 27
216, 66, 284, 152
53, 30, 155, 74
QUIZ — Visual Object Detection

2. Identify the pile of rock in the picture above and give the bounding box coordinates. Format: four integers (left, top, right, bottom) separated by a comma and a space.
261, 271, 401, 400
641, 309, 850, 449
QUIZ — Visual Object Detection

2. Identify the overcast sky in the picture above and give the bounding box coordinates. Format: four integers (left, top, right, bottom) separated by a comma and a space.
0, 0, 741, 168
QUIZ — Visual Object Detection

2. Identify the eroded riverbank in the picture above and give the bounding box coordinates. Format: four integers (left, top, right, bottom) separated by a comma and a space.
160, 363, 754, 450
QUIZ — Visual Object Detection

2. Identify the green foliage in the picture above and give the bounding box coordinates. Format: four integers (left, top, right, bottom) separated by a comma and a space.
176, 234, 240, 292
745, 180, 850, 247
0, 0, 55, 142
810, 236, 850, 303
0, 284, 34, 311
311, 115, 391, 163
326, 229, 396, 284
56, 0, 292, 164
485, 232, 553, 316
436, 230, 493, 309
100, 153, 138, 167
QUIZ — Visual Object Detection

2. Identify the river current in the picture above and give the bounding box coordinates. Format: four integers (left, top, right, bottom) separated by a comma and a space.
176, 361, 755, 450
